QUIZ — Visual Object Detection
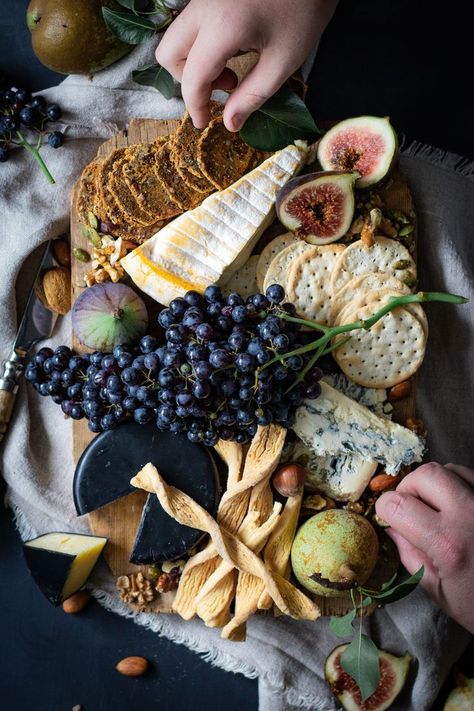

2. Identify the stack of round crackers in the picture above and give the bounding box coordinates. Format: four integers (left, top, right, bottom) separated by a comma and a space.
76, 103, 261, 245
232, 231, 426, 389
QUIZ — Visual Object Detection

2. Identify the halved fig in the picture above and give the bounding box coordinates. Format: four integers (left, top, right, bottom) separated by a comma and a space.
325, 644, 411, 711
276, 171, 357, 244
317, 117, 397, 188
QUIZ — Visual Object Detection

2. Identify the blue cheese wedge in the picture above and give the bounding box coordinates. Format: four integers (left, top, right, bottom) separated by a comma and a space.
121, 142, 309, 305
293, 382, 425, 476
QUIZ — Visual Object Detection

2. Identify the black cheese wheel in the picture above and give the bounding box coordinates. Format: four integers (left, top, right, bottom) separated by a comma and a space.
73, 421, 220, 562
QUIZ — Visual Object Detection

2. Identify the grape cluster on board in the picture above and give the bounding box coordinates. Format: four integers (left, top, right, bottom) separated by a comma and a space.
25, 285, 324, 446
0, 86, 63, 175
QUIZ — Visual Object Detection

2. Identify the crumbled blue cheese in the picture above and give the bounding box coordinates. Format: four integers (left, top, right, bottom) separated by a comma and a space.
293, 382, 425, 476
322, 374, 389, 418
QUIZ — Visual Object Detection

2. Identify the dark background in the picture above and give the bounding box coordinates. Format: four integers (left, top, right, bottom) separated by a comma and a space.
0, 1, 472, 709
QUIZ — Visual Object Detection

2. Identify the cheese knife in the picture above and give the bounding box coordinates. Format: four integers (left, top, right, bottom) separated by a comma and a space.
0, 242, 58, 443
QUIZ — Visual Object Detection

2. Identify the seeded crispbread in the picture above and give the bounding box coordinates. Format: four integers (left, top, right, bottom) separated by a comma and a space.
197, 116, 255, 190
222, 255, 260, 298
330, 272, 411, 322
263, 241, 314, 295
123, 141, 182, 221
175, 163, 215, 193
330, 236, 416, 294
256, 232, 301, 291
108, 152, 158, 227
171, 100, 223, 178
155, 141, 210, 211
333, 302, 426, 388
286, 244, 346, 325
77, 159, 103, 221
335, 288, 429, 337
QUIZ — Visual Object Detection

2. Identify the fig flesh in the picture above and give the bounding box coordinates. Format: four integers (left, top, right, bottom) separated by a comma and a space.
290, 510, 379, 597
317, 117, 397, 188
325, 644, 411, 711
72, 282, 148, 351
276, 171, 356, 244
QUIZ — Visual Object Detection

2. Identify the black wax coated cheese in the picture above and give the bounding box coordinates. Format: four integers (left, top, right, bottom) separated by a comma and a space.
73, 421, 221, 563
22, 546, 73, 606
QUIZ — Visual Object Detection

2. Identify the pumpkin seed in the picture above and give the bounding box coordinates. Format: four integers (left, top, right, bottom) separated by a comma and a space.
73, 247, 90, 263
393, 259, 412, 270
87, 211, 99, 229
398, 224, 414, 236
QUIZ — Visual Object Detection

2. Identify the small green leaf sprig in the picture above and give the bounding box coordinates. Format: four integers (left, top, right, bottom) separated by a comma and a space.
103, 0, 178, 97
329, 567, 424, 702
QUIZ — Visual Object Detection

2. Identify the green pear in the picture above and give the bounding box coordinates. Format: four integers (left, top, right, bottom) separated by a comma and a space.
27, 0, 131, 75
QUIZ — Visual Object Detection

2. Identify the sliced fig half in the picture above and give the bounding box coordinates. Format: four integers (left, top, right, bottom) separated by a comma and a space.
325, 644, 411, 711
276, 171, 357, 244
317, 117, 397, 188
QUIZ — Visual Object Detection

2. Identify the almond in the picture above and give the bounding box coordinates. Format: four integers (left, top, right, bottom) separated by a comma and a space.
115, 656, 149, 677
369, 473, 401, 492
53, 239, 71, 268
42, 266, 71, 315
62, 590, 91, 614
388, 380, 412, 402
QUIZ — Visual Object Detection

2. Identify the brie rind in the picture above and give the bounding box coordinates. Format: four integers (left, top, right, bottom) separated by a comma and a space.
293, 382, 425, 476
121, 143, 309, 305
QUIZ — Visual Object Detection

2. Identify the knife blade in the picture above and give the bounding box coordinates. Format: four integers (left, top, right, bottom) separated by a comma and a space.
0, 241, 59, 443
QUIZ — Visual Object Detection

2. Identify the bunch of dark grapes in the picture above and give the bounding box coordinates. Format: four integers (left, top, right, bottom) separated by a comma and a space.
25, 285, 323, 447
0, 86, 63, 181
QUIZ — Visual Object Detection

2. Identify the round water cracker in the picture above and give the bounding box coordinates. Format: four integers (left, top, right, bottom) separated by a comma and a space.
333, 303, 426, 388
263, 241, 315, 296
221, 255, 260, 298
330, 272, 411, 322
286, 244, 346, 325
330, 236, 416, 294
256, 232, 301, 291
336, 288, 428, 337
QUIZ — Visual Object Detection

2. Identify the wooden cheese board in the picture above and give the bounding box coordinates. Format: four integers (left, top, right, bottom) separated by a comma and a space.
70, 118, 417, 618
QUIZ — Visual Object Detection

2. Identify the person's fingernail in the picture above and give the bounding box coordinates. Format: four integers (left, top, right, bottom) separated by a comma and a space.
376, 491, 402, 520
229, 113, 243, 131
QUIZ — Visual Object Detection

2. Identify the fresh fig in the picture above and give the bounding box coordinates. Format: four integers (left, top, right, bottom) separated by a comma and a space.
276, 171, 357, 244
72, 283, 148, 351
444, 673, 474, 711
317, 117, 397, 188
290, 510, 379, 597
325, 644, 411, 711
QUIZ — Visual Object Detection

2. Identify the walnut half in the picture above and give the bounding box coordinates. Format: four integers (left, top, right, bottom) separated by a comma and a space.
116, 572, 154, 609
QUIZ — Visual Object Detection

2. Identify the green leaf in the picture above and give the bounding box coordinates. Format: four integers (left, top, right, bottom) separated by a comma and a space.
329, 609, 356, 638
340, 635, 381, 702
370, 566, 424, 605
102, 7, 157, 44
114, 0, 152, 12
381, 572, 399, 591
132, 63, 176, 99
239, 86, 320, 152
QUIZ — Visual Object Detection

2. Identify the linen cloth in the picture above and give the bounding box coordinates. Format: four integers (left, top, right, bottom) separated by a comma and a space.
1, 41, 472, 711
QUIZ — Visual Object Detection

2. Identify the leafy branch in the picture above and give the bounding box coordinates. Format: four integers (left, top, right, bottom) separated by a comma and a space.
329, 566, 424, 701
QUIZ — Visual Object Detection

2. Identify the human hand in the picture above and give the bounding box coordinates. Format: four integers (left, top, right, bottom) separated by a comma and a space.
156, 0, 338, 131
375, 462, 474, 633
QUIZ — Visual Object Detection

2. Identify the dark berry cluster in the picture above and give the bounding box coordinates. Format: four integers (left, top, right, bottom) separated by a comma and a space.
0, 86, 63, 181
26, 285, 323, 446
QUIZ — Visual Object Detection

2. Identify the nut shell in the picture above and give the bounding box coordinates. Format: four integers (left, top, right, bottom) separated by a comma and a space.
115, 656, 149, 677
42, 266, 71, 315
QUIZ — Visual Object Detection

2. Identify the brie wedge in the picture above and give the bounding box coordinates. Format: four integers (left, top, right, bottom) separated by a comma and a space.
121, 142, 309, 305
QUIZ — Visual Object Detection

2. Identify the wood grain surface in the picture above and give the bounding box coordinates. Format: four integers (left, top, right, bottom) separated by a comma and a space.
70, 118, 416, 618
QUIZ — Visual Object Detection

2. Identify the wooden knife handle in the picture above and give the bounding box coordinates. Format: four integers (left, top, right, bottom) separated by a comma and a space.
0, 389, 16, 443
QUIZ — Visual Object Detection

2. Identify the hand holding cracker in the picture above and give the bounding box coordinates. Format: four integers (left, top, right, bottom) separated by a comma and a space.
155, 0, 338, 131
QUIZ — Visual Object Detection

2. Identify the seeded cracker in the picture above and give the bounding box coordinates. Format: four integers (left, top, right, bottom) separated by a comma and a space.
155, 141, 209, 211
197, 116, 255, 190
77, 159, 103, 221
108, 150, 159, 226
171, 100, 223, 177
123, 140, 181, 221
286, 244, 346, 325
333, 303, 426, 388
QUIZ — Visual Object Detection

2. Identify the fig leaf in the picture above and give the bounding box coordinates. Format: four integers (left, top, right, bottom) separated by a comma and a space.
132, 63, 176, 99
340, 633, 381, 702
329, 609, 356, 638
239, 87, 320, 151
368, 565, 424, 604
102, 8, 157, 44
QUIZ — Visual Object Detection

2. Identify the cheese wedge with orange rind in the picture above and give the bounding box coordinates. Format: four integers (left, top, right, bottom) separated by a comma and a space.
121, 142, 310, 305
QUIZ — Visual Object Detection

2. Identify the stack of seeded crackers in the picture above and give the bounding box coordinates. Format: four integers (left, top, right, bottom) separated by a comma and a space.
76, 101, 262, 244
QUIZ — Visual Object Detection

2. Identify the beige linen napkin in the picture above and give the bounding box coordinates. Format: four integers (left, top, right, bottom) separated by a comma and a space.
0, 41, 472, 711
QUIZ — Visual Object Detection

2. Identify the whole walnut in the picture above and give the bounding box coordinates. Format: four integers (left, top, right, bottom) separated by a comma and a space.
42, 267, 71, 315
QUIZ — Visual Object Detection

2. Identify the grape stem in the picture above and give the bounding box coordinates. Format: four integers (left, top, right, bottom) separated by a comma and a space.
16, 130, 55, 185
263, 291, 468, 375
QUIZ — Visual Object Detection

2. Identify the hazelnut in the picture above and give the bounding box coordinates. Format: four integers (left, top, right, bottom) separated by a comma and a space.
272, 463, 306, 497
53, 238, 71, 268
62, 590, 90, 614
115, 656, 149, 677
